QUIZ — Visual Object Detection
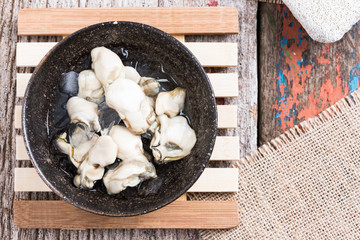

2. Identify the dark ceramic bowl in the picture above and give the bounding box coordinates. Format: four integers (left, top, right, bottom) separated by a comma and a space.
23, 21, 217, 216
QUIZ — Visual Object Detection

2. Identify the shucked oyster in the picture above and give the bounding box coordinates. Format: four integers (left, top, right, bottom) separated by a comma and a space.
150, 115, 196, 163
74, 135, 117, 189
139, 77, 161, 97
103, 125, 157, 194
109, 125, 148, 162
56, 131, 99, 168
103, 160, 157, 195
91, 46, 125, 88
77, 70, 104, 103
106, 78, 156, 134
124, 66, 141, 84
66, 96, 101, 132
155, 87, 186, 118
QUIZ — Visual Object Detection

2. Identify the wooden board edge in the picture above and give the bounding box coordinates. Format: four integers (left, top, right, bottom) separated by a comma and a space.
14, 200, 239, 229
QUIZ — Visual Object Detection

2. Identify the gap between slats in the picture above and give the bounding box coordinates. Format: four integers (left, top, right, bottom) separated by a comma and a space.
16, 42, 238, 67
14, 105, 237, 129
16, 135, 239, 161
16, 73, 238, 98
14, 200, 239, 229
14, 168, 238, 193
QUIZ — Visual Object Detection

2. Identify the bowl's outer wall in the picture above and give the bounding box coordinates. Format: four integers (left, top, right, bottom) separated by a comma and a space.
23, 22, 217, 216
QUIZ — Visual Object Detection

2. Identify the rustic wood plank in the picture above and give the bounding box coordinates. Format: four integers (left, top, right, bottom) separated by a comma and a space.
14, 105, 238, 129
16, 72, 239, 98
16, 135, 239, 161
16, 42, 238, 67
14, 168, 239, 192
258, 3, 360, 144
17, 7, 239, 36
14, 200, 239, 229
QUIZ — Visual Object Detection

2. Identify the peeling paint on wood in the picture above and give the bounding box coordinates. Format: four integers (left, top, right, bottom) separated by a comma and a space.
259, 3, 360, 144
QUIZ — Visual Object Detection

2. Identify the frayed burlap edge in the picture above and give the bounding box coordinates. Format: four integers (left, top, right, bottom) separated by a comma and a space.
189, 89, 360, 239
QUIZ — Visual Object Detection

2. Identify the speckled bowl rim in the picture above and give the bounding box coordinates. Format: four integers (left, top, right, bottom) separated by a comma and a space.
22, 21, 217, 216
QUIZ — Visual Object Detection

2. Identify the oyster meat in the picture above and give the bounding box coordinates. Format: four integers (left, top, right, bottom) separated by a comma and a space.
91, 46, 124, 88
74, 135, 117, 189
77, 70, 104, 103
155, 87, 186, 118
150, 115, 196, 163
139, 77, 161, 97
124, 66, 141, 84
103, 160, 157, 195
56, 131, 99, 168
109, 125, 148, 162
66, 96, 101, 132
106, 78, 156, 134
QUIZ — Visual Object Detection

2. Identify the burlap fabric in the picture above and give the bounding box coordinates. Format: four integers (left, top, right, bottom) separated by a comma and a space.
190, 90, 360, 239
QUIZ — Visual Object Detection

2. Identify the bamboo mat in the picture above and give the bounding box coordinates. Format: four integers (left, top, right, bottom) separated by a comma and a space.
190, 89, 360, 239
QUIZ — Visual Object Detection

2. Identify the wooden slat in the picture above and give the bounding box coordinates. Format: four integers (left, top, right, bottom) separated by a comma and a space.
211, 136, 240, 161
18, 7, 239, 36
15, 105, 237, 129
14, 168, 238, 192
16, 136, 239, 161
15, 168, 51, 192
16, 42, 238, 67
217, 105, 237, 128
16, 73, 32, 97
14, 200, 239, 229
16, 135, 28, 160
16, 73, 238, 98
208, 73, 238, 97
188, 168, 238, 192
172, 35, 185, 42
184, 42, 237, 67
14, 105, 21, 129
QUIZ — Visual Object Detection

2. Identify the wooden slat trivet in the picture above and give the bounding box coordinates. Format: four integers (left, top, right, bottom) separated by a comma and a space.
15, 7, 240, 229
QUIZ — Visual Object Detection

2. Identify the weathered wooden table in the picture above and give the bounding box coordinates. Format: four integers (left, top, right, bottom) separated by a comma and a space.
1, 0, 359, 239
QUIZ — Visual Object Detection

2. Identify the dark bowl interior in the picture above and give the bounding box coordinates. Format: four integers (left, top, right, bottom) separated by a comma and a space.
23, 21, 217, 216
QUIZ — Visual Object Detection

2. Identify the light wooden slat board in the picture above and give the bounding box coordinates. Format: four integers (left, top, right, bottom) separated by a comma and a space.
217, 105, 237, 128
17, 7, 239, 36
16, 42, 238, 67
14, 168, 238, 192
14, 105, 237, 129
14, 200, 239, 229
208, 73, 238, 97
16, 135, 239, 161
184, 42, 238, 67
16, 73, 238, 98
16, 73, 31, 97
211, 136, 240, 161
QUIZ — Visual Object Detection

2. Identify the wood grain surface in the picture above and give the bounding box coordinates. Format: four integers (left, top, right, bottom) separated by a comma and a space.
1, 0, 258, 239
14, 200, 239, 229
258, 3, 360, 144
18, 7, 239, 36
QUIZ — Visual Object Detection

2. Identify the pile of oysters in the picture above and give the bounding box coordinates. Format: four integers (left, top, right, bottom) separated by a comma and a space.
56, 47, 197, 195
